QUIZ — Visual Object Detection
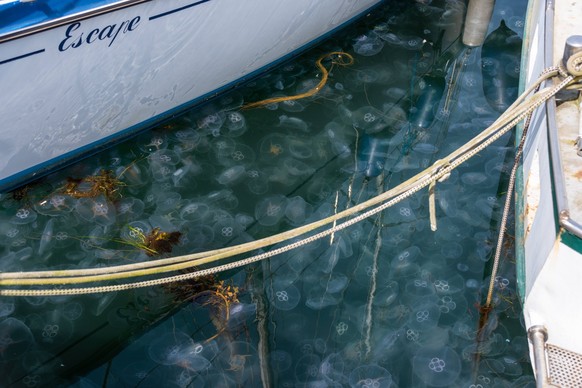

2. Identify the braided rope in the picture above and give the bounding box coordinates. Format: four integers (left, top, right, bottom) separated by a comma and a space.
0, 66, 578, 296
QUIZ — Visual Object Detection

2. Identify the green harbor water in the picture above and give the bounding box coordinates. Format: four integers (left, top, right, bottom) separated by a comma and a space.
0, 0, 534, 386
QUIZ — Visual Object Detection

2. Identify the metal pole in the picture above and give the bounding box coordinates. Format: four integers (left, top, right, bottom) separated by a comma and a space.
528, 325, 550, 387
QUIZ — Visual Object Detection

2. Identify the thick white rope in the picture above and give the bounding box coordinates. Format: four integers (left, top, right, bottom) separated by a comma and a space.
0, 65, 578, 296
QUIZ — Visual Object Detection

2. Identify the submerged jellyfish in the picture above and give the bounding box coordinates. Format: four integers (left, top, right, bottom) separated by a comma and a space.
34, 194, 76, 216
412, 346, 461, 387
348, 364, 392, 388
270, 350, 293, 374
305, 286, 340, 310
255, 195, 288, 226
285, 196, 312, 226
75, 195, 116, 226
216, 165, 246, 186
10, 207, 38, 225
148, 330, 194, 366
223, 111, 247, 137
179, 202, 211, 222
353, 34, 384, 56
0, 317, 34, 361
268, 283, 301, 311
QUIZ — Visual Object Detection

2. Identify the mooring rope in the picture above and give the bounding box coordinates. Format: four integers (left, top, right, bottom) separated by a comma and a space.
0, 61, 580, 296
242, 51, 354, 109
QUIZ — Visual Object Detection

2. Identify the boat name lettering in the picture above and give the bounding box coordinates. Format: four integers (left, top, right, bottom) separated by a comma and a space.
58, 16, 141, 51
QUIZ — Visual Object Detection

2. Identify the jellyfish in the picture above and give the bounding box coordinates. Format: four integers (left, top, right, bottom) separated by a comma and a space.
245, 167, 269, 195
390, 245, 421, 277
216, 165, 246, 186
34, 194, 76, 216
212, 217, 242, 245
294, 354, 322, 382
351, 106, 391, 134
270, 350, 293, 374
148, 330, 194, 365
75, 195, 116, 226
0, 297, 15, 319
305, 286, 340, 310
348, 364, 392, 388
10, 207, 38, 225
223, 111, 247, 137
37, 218, 54, 257
0, 318, 33, 361
321, 272, 349, 294
62, 302, 84, 321
353, 34, 384, 56
120, 220, 153, 245
284, 196, 312, 226
408, 297, 441, 331
155, 191, 182, 213
205, 189, 239, 210
255, 195, 288, 226
282, 158, 315, 177
278, 115, 309, 132
180, 202, 211, 222
267, 283, 301, 311
195, 111, 225, 136
26, 311, 74, 349
280, 99, 305, 113
412, 346, 461, 387
331, 315, 359, 344
372, 280, 399, 307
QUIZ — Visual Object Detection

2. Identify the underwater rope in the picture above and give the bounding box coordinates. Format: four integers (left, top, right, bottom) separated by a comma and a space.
0, 64, 579, 296
242, 51, 354, 109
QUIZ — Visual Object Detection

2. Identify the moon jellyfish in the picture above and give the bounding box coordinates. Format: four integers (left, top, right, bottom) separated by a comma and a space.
412, 346, 461, 387
205, 189, 239, 210
148, 330, 194, 365
270, 350, 293, 374
353, 34, 384, 56
226, 303, 256, 331
75, 195, 116, 226
352, 106, 390, 134
408, 297, 441, 331
283, 157, 315, 177
216, 165, 246, 186
348, 364, 392, 388
62, 302, 84, 321
286, 137, 313, 159
155, 191, 181, 213
305, 286, 340, 310
461, 171, 489, 186
180, 202, 211, 222
390, 245, 421, 277
280, 99, 305, 113
331, 315, 359, 344
294, 354, 321, 382
34, 194, 76, 216
373, 280, 399, 307
212, 217, 242, 245
278, 115, 309, 132
37, 218, 54, 256
267, 283, 301, 311
116, 197, 145, 223
223, 111, 247, 137
120, 220, 152, 245
321, 272, 349, 293
255, 195, 288, 226
26, 311, 74, 349
0, 318, 33, 361
259, 133, 287, 161
284, 196, 312, 226
10, 207, 38, 225
195, 111, 225, 136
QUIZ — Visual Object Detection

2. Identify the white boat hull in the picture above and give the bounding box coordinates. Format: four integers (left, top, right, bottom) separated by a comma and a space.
0, 0, 382, 190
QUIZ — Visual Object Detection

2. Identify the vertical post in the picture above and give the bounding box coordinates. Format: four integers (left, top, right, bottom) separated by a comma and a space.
462, 0, 496, 47
528, 325, 549, 387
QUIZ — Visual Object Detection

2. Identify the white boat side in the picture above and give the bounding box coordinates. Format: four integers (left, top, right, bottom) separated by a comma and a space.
519, 0, 582, 383
0, 0, 383, 191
